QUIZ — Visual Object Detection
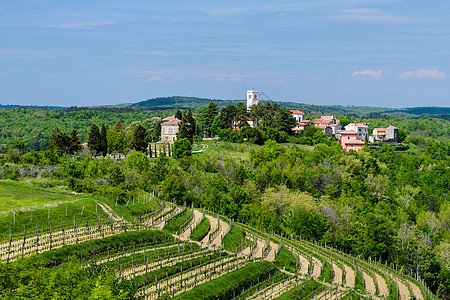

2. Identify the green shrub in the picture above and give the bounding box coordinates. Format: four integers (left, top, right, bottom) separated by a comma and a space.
222, 224, 249, 252
277, 279, 323, 300
174, 261, 276, 300
318, 260, 333, 283
274, 246, 297, 273
163, 208, 192, 233
190, 217, 211, 241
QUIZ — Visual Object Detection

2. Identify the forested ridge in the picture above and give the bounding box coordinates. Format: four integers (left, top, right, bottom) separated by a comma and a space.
1, 101, 449, 151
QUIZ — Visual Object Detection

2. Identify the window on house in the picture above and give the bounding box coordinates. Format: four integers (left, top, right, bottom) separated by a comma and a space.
348, 136, 350, 139
165, 128, 168, 134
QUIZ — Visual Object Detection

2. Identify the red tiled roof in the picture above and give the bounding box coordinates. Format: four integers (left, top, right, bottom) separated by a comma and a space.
374, 128, 386, 131
355, 123, 369, 128
162, 116, 176, 121
301, 120, 310, 123
290, 110, 305, 114
162, 119, 181, 125
340, 130, 357, 135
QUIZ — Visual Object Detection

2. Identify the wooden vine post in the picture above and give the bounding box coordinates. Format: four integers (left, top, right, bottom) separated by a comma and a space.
7, 228, 12, 263
61, 217, 65, 245
35, 222, 39, 254
74, 216, 78, 244
49, 221, 52, 250
22, 225, 26, 256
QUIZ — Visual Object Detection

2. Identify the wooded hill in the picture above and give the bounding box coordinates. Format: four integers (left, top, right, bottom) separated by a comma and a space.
124, 96, 449, 119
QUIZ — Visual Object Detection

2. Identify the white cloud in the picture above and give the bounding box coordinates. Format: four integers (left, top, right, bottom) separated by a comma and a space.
148, 76, 162, 82
399, 69, 447, 79
261, 79, 288, 86
352, 69, 383, 79
126, 50, 193, 56
214, 77, 242, 82
331, 8, 420, 24
50, 20, 115, 29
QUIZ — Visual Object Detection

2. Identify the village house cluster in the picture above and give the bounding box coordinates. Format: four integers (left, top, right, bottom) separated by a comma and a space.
160, 90, 400, 151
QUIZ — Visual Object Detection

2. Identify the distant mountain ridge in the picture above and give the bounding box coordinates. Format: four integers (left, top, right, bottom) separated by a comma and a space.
2, 97, 449, 119
124, 96, 450, 118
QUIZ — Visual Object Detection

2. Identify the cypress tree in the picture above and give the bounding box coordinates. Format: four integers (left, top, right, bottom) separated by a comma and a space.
100, 123, 108, 156
69, 129, 80, 154
87, 124, 101, 156
49, 127, 70, 154
132, 124, 149, 153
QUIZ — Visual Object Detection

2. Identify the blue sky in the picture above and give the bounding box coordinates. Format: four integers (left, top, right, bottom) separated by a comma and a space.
1, 1, 449, 108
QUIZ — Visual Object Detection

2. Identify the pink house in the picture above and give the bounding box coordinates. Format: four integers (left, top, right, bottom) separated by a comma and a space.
340, 131, 365, 152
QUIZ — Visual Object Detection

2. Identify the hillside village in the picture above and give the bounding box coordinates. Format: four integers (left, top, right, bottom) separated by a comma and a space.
161, 89, 401, 152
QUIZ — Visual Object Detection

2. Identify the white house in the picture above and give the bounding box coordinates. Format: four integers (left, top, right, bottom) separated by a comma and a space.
344, 123, 369, 140
290, 110, 305, 122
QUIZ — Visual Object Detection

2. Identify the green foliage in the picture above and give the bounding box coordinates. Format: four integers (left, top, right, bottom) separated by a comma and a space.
177, 109, 196, 142
0, 257, 133, 298
163, 208, 192, 233
48, 127, 73, 155
107, 129, 127, 154
173, 261, 276, 300
341, 291, 368, 300
250, 140, 285, 164
318, 260, 333, 283
133, 251, 227, 289
354, 270, 365, 293
124, 151, 150, 173
200, 102, 220, 137
274, 246, 298, 273
222, 224, 249, 252
173, 138, 192, 158
88, 124, 102, 155
277, 279, 323, 300
190, 217, 211, 241
100, 123, 108, 156
33, 230, 172, 266
131, 124, 148, 153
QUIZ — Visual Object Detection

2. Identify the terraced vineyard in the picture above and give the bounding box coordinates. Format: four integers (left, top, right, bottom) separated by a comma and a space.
0, 198, 438, 299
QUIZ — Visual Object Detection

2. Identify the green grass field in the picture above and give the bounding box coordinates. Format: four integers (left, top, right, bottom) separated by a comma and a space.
0, 180, 78, 215
0, 179, 160, 242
